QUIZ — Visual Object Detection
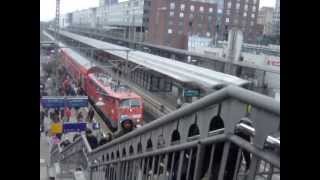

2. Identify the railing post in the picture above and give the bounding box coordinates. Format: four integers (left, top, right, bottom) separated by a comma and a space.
116, 161, 121, 180
247, 156, 260, 180
193, 142, 205, 180
89, 166, 93, 180
218, 142, 231, 180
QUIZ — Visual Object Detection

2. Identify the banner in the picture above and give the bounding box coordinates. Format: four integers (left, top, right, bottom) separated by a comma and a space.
41, 96, 88, 108
63, 122, 87, 133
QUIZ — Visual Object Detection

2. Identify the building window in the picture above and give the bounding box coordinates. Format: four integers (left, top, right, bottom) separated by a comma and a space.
226, 18, 230, 23
178, 21, 183, 26
236, 3, 240, 10
209, 7, 213, 13
179, 12, 184, 18
200, 15, 204, 21
170, 3, 175, 10
168, 20, 173, 25
178, 30, 183, 35
251, 13, 255, 18
234, 19, 238, 25
246, 0, 249, 2
227, 10, 231, 15
253, 0, 257, 4
243, 12, 247, 17
181, 4, 185, 11
189, 14, 194, 20
253, 6, 256, 12
190, 5, 195, 12
200, 6, 204, 12
227, 2, 232, 9
250, 21, 254, 26
245, 4, 248, 11
168, 29, 172, 34
208, 16, 212, 21
170, 11, 174, 17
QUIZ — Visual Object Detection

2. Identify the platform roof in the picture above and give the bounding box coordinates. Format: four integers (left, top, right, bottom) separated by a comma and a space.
56, 30, 250, 89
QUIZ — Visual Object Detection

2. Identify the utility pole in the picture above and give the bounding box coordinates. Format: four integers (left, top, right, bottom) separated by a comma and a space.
55, 0, 60, 41
126, 50, 129, 78
54, 0, 60, 95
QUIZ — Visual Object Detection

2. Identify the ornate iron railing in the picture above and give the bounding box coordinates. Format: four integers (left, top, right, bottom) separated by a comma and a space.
50, 85, 280, 180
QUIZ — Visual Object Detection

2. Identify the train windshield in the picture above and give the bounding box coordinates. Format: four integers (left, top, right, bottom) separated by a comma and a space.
120, 99, 141, 108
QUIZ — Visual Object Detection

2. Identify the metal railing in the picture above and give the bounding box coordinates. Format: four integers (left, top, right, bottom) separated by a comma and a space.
50, 85, 280, 180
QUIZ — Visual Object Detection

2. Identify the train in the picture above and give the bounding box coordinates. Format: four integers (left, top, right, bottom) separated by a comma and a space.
60, 48, 144, 131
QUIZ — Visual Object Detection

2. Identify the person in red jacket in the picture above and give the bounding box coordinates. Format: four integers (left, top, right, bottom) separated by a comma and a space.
63, 78, 70, 94
64, 107, 71, 122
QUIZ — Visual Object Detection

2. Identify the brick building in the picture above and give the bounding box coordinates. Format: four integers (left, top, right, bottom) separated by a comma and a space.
257, 7, 274, 36
219, 0, 262, 44
147, 0, 218, 49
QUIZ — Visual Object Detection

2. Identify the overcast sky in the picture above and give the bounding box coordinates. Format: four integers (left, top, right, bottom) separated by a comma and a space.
40, 0, 277, 21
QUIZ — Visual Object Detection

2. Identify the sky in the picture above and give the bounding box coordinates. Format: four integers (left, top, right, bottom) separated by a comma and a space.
40, 0, 277, 22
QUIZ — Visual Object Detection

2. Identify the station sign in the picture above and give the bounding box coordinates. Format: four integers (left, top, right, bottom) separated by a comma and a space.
67, 97, 89, 108
63, 122, 87, 133
41, 96, 88, 108
183, 89, 200, 97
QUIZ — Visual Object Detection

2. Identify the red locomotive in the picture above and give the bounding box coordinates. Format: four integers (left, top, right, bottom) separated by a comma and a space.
60, 48, 144, 130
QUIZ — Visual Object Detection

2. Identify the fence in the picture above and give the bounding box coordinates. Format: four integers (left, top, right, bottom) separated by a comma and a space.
50, 85, 280, 180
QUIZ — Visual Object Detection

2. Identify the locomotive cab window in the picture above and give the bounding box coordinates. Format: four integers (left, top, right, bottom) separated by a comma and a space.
130, 99, 141, 108
120, 99, 141, 108
120, 99, 130, 108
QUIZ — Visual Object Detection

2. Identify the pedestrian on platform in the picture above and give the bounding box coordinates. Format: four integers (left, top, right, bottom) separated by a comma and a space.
60, 108, 65, 120
54, 108, 60, 117
77, 88, 82, 96
77, 111, 84, 122
85, 129, 98, 149
98, 132, 112, 146
65, 107, 71, 122
70, 87, 76, 96
74, 85, 79, 96
87, 108, 95, 123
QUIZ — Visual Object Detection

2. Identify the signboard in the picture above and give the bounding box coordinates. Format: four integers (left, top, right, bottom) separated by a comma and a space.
51, 122, 63, 134
41, 96, 88, 108
66, 97, 88, 108
41, 98, 65, 108
183, 89, 200, 97
63, 122, 87, 133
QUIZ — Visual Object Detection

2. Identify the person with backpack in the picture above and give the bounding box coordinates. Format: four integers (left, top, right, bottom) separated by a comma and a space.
85, 129, 98, 149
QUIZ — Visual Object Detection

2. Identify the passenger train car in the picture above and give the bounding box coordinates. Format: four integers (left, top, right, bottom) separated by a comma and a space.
60, 48, 144, 130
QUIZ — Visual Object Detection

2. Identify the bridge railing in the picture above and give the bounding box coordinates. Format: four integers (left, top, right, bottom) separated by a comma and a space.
50, 85, 280, 180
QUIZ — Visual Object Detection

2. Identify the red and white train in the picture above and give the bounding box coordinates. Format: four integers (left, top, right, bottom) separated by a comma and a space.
60, 48, 144, 130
